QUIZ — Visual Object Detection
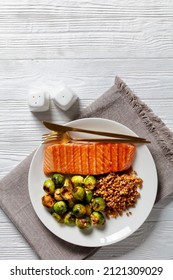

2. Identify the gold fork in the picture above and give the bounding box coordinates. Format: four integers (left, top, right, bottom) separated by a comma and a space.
42, 131, 151, 144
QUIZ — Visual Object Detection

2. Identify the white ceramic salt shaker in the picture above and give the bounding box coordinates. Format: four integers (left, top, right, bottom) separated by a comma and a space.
52, 83, 78, 111
28, 89, 50, 112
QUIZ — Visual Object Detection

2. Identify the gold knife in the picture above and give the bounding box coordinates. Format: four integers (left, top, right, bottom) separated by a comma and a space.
43, 121, 149, 142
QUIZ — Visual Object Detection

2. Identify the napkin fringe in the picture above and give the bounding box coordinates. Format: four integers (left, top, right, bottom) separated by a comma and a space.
115, 76, 173, 161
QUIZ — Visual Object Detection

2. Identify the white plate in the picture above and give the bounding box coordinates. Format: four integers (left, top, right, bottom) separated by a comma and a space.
28, 118, 158, 247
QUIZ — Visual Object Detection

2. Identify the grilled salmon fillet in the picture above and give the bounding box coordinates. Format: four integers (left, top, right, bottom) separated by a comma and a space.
43, 142, 136, 175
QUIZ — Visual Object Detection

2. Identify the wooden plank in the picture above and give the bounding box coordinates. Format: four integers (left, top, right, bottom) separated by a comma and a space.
0, 1, 172, 59
0, 4, 173, 34
0, 31, 173, 59
0, 59, 173, 100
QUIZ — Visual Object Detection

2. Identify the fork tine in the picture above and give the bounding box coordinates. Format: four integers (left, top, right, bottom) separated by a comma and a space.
42, 134, 57, 139
42, 136, 56, 140
42, 131, 60, 137
42, 130, 68, 144
42, 132, 63, 139
42, 136, 59, 141
42, 133, 70, 144
42, 137, 60, 142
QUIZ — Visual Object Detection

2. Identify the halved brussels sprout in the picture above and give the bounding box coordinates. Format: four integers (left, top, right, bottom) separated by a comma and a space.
63, 178, 73, 189
71, 175, 84, 186
52, 173, 65, 187
91, 211, 105, 226
64, 212, 76, 226
73, 186, 85, 201
43, 179, 55, 194
92, 197, 106, 211
61, 186, 73, 201
85, 204, 92, 216
72, 204, 86, 218
54, 188, 63, 201
76, 217, 91, 229
67, 198, 76, 209
84, 175, 97, 190
53, 201, 67, 215
42, 194, 55, 208
85, 190, 93, 203
52, 212, 64, 223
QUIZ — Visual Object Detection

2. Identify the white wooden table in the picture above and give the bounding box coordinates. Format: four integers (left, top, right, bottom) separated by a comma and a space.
0, 0, 173, 260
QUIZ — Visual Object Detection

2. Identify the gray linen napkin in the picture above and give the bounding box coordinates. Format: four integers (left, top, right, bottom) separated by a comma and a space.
0, 76, 173, 259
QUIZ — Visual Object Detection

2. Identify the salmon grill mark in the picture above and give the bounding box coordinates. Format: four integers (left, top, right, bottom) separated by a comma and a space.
73, 144, 82, 174
81, 145, 89, 174
88, 144, 96, 174
66, 144, 74, 174
54, 146, 61, 170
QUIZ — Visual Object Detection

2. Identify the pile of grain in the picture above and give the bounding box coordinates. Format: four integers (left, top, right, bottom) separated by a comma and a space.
94, 170, 143, 218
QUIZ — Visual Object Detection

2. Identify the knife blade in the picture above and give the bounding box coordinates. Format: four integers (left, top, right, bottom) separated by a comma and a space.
43, 121, 148, 142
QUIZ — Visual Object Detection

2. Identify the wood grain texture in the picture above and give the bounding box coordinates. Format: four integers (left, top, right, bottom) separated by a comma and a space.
0, 0, 173, 59
0, 0, 173, 259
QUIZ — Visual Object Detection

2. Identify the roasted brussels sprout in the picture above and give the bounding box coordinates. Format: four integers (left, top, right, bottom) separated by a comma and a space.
63, 178, 73, 189
91, 211, 105, 226
43, 179, 55, 194
53, 201, 67, 215
85, 190, 93, 203
73, 186, 85, 201
61, 186, 73, 201
85, 204, 92, 216
76, 217, 91, 229
84, 175, 97, 190
54, 188, 63, 201
67, 198, 76, 209
71, 175, 84, 186
42, 194, 55, 208
72, 204, 86, 218
52, 212, 64, 223
92, 197, 106, 211
64, 211, 76, 226
52, 173, 65, 187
